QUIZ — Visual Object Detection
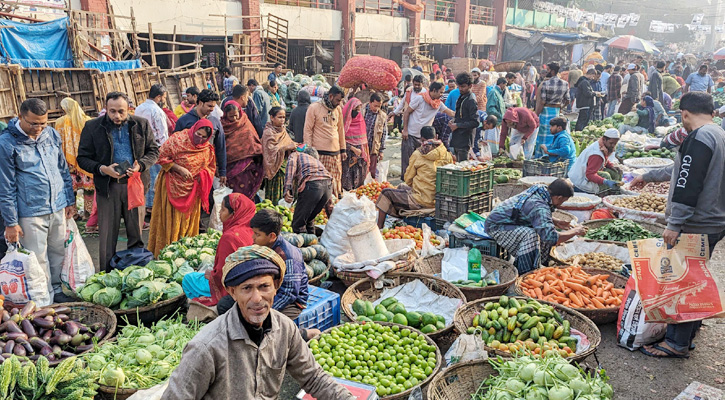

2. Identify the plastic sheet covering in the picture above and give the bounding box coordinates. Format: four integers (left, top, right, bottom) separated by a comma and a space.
0, 17, 72, 67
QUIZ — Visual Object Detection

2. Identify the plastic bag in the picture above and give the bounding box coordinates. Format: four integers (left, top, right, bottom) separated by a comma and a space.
445, 334, 488, 366
628, 235, 725, 322
209, 186, 233, 231
376, 160, 390, 182
616, 276, 666, 350
61, 219, 95, 295
0, 243, 50, 306
441, 247, 469, 282
509, 142, 524, 160
127, 172, 145, 210
420, 223, 441, 258
320, 193, 378, 264
477, 142, 493, 162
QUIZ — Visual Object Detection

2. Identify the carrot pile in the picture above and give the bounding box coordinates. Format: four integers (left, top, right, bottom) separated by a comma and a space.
519, 266, 625, 309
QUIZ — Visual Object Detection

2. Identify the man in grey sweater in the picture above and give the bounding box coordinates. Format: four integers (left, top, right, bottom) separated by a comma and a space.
632, 91, 725, 358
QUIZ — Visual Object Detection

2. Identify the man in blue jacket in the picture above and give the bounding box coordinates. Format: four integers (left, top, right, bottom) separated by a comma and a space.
0, 99, 75, 303
540, 117, 576, 172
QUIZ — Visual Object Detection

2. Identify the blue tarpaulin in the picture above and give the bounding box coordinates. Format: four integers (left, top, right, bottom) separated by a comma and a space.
0, 17, 142, 72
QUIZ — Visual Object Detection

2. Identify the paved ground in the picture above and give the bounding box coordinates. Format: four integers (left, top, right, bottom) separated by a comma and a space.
78, 137, 725, 399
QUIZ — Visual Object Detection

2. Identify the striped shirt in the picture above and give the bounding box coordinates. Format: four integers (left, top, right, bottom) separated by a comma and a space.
539, 76, 570, 105
284, 152, 332, 196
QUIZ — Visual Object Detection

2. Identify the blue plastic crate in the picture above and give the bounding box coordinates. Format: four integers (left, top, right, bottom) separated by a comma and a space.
294, 285, 340, 331
402, 215, 435, 229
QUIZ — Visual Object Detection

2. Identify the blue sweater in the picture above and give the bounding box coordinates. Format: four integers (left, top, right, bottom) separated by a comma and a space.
547, 130, 576, 171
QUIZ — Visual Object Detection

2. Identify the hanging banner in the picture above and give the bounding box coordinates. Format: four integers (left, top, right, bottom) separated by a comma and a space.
692, 13, 704, 26
630, 13, 640, 26
617, 15, 630, 28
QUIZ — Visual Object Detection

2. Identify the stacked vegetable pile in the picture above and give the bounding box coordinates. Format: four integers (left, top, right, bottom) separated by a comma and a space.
621, 148, 676, 159
256, 200, 294, 232
314, 209, 329, 225
585, 219, 660, 242
277, 72, 331, 107
474, 354, 613, 400
612, 194, 665, 213
439, 160, 490, 172
450, 277, 499, 288
563, 253, 624, 272
0, 302, 110, 362
468, 296, 578, 358
519, 267, 624, 310
309, 322, 438, 397
338, 56, 402, 91
280, 232, 329, 280
494, 168, 522, 184
158, 230, 221, 270
87, 316, 202, 390
381, 226, 441, 250
76, 261, 186, 310
0, 355, 98, 399
354, 180, 394, 203
351, 297, 447, 334
626, 181, 669, 195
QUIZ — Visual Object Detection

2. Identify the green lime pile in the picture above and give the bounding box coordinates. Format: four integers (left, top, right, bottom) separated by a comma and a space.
309, 322, 438, 397
256, 199, 293, 232
352, 297, 446, 333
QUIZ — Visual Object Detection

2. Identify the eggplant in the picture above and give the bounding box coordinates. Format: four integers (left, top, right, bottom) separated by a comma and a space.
52, 306, 71, 314
49, 333, 72, 346
3, 340, 14, 354
10, 308, 19, 315
65, 321, 80, 337
2, 320, 23, 334
39, 346, 53, 357
90, 322, 104, 332
60, 350, 76, 358
20, 319, 37, 337
19, 301, 36, 318
56, 314, 69, 322
1, 353, 12, 359
75, 344, 93, 352
30, 308, 54, 320
42, 330, 52, 341
70, 334, 87, 347
28, 355, 40, 361
33, 317, 56, 330
1, 332, 28, 342
0, 354, 4, 363
0, 340, 4, 348
1, 310, 10, 322
94, 327, 108, 340
52, 345, 62, 356
17, 338, 34, 354
78, 324, 89, 333
46, 353, 56, 361
29, 337, 50, 350
12, 343, 25, 356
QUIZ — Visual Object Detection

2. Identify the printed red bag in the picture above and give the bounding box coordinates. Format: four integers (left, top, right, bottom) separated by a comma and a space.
127, 172, 145, 210
628, 234, 725, 323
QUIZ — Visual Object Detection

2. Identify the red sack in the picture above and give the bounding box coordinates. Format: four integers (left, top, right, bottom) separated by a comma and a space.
127, 173, 145, 210
338, 56, 402, 91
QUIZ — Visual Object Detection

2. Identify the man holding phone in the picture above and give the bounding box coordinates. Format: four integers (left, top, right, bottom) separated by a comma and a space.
78, 92, 159, 271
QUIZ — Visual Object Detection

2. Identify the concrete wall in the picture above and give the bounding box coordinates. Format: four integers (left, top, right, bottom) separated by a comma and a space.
260, 4, 341, 41
469, 24, 498, 45
419, 20, 459, 44
355, 14, 408, 43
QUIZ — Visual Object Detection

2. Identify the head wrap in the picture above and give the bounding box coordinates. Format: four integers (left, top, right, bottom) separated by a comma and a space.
222, 245, 286, 288
188, 118, 214, 147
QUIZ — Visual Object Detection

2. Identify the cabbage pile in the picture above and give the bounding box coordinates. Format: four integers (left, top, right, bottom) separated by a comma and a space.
76, 260, 188, 310
158, 230, 222, 271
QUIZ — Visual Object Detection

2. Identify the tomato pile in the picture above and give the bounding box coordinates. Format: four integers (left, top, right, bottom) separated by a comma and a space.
314, 209, 329, 225
381, 226, 441, 250
309, 322, 438, 397
354, 181, 394, 203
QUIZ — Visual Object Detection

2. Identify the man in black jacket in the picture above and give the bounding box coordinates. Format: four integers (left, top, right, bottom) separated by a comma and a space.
77, 92, 159, 271
449, 72, 480, 161
574, 69, 597, 132
288, 90, 311, 143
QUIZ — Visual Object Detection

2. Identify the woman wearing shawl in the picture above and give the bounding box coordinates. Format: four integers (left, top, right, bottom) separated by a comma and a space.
262, 107, 297, 205
148, 119, 217, 256
341, 98, 369, 190
264, 80, 285, 109
637, 95, 668, 133
182, 193, 256, 308
222, 100, 264, 199
55, 98, 94, 216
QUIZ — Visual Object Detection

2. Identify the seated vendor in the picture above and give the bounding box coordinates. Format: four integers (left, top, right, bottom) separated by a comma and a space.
376, 126, 453, 228
484, 179, 587, 274
539, 117, 576, 172
568, 128, 622, 194
161, 245, 355, 400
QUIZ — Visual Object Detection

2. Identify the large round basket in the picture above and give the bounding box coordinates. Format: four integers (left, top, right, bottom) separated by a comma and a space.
97, 385, 137, 400
427, 359, 495, 400
114, 294, 187, 326
581, 218, 665, 246
494, 61, 525, 72
602, 194, 666, 224
552, 209, 578, 226
492, 183, 527, 201
335, 249, 417, 287
413, 254, 518, 302
514, 268, 629, 324
341, 272, 465, 342
308, 264, 331, 286
453, 296, 600, 362
42, 302, 116, 365
550, 240, 630, 268
317, 321, 443, 400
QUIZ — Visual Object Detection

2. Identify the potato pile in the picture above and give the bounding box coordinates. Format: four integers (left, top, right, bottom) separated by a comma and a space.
564, 252, 624, 272
613, 194, 665, 213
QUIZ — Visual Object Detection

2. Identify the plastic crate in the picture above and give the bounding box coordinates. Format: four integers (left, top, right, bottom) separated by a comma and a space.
522, 158, 569, 178
449, 233, 509, 260
294, 285, 340, 331
435, 165, 494, 197
435, 192, 493, 222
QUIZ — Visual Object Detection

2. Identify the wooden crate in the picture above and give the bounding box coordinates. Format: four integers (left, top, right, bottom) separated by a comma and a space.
17, 67, 100, 122
161, 67, 217, 108
0, 65, 21, 123
231, 62, 279, 84
443, 57, 479, 74
94, 67, 160, 109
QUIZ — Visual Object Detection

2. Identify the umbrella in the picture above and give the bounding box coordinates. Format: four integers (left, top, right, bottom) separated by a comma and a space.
604, 35, 660, 54
713, 48, 725, 60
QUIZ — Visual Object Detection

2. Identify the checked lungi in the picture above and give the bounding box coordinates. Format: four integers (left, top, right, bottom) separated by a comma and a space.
487, 226, 553, 274
319, 153, 342, 198
535, 106, 560, 158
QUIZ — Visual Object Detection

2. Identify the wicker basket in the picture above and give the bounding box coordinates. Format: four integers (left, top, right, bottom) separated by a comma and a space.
581, 218, 666, 246
308, 264, 331, 286
341, 272, 465, 342
335, 249, 418, 287
427, 359, 495, 400
97, 385, 137, 400
41, 302, 117, 365
114, 294, 187, 326
453, 296, 600, 362
318, 321, 443, 400
514, 268, 629, 324
553, 209, 578, 226
492, 183, 527, 202
522, 158, 569, 178
494, 61, 525, 72
413, 254, 518, 302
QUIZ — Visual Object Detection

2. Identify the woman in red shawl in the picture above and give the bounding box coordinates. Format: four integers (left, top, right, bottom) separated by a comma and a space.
341, 97, 369, 190
148, 119, 217, 256
222, 100, 264, 199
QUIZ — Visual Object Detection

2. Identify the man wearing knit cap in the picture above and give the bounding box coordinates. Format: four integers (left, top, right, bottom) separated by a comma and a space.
568, 128, 623, 194
162, 245, 355, 400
